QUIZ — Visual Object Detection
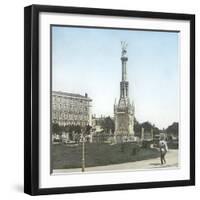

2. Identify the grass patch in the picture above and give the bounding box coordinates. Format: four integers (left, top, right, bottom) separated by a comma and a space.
52, 143, 160, 169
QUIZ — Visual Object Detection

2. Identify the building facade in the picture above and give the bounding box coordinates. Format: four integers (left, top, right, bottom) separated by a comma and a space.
114, 42, 135, 142
52, 91, 92, 127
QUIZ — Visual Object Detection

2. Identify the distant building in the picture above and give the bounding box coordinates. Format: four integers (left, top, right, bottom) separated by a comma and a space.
91, 115, 112, 133
114, 42, 135, 142
91, 115, 104, 133
52, 91, 92, 127
141, 128, 154, 142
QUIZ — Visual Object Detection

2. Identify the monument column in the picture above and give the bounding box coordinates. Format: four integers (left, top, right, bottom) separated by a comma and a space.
114, 41, 135, 142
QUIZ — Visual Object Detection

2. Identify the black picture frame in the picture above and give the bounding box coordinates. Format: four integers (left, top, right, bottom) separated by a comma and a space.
24, 4, 195, 196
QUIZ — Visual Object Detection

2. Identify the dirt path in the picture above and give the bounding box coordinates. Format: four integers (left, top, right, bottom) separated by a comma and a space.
53, 149, 178, 174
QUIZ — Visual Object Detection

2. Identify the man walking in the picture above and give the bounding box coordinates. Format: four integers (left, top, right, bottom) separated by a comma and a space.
159, 133, 168, 165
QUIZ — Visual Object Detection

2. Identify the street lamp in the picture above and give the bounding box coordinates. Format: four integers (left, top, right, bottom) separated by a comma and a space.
81, 125, 91, 172
81, 132, 85, 172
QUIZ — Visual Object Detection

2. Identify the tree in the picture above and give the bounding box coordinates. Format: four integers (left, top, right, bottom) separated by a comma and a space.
141, 121, 152, 131
134, 118, 142, 137
165, 122, 179, 136
100, 116, 115, 134
52, 123, 61, 135
85, 124, 92, 135
74, 125, 81, 134
134, 119, 160, 138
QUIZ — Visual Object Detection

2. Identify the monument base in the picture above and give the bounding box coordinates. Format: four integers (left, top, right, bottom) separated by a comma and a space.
114, 134, 136, 143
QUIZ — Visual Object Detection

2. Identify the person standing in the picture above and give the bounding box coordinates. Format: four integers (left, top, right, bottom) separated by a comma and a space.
159, 134, 168, 165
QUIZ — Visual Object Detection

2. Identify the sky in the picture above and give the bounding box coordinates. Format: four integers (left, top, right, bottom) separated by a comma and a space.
52, 26, 179, 129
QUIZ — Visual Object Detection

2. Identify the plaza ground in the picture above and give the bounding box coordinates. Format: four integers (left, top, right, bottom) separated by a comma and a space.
53, 149, 178, 174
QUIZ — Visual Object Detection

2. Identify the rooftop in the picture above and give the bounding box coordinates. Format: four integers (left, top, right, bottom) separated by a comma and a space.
52, 91, 92, 100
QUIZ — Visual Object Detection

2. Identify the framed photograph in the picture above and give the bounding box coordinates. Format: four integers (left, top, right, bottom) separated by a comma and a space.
24, 4, 195, 195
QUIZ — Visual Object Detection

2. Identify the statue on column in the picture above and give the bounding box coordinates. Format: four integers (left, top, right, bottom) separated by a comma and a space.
121, 41, 128, 57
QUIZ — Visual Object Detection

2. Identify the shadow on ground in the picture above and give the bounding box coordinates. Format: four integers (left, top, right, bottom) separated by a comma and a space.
150, 162, 161, 166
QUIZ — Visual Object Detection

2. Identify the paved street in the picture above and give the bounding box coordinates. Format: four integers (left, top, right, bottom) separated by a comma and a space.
53, 149, 178, 174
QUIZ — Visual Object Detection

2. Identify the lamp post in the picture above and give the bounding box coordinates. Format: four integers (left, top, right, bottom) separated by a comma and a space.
81, 132, 85, 172
81, 125, 91, 172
